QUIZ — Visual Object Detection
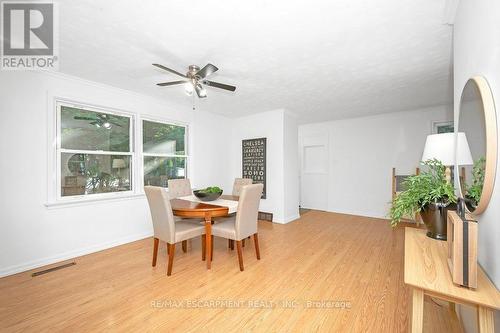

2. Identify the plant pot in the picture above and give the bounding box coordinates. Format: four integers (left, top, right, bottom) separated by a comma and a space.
419, 201, 457, 241
464, 196, 477, 213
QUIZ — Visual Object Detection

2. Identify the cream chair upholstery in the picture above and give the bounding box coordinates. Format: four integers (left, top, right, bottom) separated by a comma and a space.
232, 178, 253, 196
167, 178, 192, 199
211, 183, 263, 271
144, 186, 205, 275
167, 178, 203, 226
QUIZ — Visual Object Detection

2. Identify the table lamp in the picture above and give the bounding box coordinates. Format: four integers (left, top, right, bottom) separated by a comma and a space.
112, 158, 126, 170
421, 133, 473, 183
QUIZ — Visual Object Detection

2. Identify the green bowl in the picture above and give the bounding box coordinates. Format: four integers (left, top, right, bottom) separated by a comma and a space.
193, 189, 223, 201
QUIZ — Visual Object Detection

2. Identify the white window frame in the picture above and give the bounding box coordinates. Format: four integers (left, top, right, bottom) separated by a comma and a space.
54, 100, 136, 203
140, 116, 189, 190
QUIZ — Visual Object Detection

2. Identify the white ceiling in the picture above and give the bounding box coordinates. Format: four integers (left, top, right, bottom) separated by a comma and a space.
59, 0, 453, 123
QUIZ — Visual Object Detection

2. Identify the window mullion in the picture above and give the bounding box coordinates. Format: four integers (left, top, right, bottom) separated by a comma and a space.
59, 148, 133, 155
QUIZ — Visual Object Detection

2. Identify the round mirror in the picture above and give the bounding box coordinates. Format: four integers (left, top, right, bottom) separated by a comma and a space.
457, 76, 497, 215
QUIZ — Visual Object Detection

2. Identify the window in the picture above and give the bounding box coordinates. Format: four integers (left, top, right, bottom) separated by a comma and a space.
58, 103, 133, 198
50, 100, 190, 205
142, 120, 188, 187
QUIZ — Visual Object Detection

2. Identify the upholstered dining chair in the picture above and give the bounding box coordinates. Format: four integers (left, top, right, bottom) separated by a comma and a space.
167, 178, 192, 199
144, 186, 205, 276
211, 183, 263, 271
232, 178, 253, 196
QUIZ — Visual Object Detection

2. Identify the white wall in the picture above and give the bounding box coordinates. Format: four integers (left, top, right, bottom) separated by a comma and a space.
283, 112, 300, 222
230, 109, 299, 223
191, 110, 233, 192
0, 71, 232, 277
299, 105, 453, 219
454, 0, 500, 331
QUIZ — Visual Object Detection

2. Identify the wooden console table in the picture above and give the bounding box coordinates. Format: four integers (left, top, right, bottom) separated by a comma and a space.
404, 227, 500, 333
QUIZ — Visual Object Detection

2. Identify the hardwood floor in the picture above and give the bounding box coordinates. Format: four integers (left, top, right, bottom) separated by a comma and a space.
0, 211, 462, 332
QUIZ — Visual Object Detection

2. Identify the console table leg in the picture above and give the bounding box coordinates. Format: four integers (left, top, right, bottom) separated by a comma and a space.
477, 306, 494, 333
411, 288, 424, 333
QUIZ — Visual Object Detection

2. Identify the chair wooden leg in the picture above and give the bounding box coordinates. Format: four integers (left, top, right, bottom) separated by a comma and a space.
167, 243, 175, 276
253, 233, 261, 260
228, 239, 234, 250
211, 235, 214, 261
182, 240, 187, 253
201, 236, 206, 261
242, 239, 245, 247
236, 240, 244, 271
152, 237, 159, 267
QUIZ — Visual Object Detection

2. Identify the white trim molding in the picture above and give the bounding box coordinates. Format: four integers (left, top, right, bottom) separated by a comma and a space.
0, 231, 153, 278
443, 0, 460, 25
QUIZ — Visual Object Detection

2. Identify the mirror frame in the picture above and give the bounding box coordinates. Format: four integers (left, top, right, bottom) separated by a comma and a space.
457, 76, 498, 215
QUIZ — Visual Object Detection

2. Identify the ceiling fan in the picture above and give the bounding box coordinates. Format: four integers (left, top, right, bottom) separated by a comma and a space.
153, 63, 236, 98
73, 113, 122, 129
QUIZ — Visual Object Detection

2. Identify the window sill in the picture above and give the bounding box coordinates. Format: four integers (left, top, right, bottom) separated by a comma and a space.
45, 192, 146, 209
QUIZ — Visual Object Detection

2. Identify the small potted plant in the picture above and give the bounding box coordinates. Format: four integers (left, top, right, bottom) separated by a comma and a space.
463, 157, 485, 212
193, 186, 223, 201
390, 159, 457, 240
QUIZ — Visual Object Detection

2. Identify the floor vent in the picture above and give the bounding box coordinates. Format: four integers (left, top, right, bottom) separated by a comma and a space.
258, 211, 273, 222
32, 262, 76, 277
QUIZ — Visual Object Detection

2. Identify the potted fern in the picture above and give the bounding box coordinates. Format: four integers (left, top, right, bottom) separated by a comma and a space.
390, 159, 457, 240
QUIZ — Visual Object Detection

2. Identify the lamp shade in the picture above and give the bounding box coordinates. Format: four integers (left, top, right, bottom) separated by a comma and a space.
112, 159, 126, 169
422, 133, 455, 165
421, 132, 474, 166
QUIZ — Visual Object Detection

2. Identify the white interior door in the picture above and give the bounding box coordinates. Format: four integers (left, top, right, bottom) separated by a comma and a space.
300, 135, 328, 210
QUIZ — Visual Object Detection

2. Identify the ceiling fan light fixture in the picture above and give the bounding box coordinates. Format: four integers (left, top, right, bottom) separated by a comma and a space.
102, 122, 112, 129
154, 63, 235, 99
199, 88, 207, 98
184, 82, 194, 96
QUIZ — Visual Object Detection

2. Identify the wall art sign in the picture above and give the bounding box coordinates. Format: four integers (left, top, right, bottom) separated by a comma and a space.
242, 137, 266, 198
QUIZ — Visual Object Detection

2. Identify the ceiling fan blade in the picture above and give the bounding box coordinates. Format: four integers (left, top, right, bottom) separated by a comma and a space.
202, 80, 236, 92
195, 83, 207, 98
109, 120, 123, 127
156, 80, 187, 87
152, 63, 187, 78
196, 63, 218, 78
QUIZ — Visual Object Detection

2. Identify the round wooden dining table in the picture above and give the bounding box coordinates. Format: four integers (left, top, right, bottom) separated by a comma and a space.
170, 195, 238, 269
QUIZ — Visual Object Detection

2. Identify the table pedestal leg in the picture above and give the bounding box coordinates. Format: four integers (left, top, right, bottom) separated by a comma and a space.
411, 288, 424, 333
204, 212, 212, 269
477, 306, 494, 333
